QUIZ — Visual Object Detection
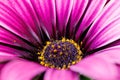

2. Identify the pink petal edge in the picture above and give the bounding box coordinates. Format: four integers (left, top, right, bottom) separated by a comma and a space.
70, 46, 120, 80
1, 59, 46, 80
44, 69, 79, 80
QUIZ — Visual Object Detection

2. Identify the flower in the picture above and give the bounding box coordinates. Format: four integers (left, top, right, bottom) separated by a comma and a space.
0, 0, 120, 80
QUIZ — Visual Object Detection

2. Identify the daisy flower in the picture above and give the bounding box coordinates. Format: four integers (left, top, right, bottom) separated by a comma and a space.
0, 0, 120, 80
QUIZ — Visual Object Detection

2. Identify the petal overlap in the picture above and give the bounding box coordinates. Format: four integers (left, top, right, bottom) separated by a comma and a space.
84, 0, 120, 51
75, 0, 107, 40
70, 46, 120, 80
1, 59, 46, 80
44, 69, 79, 80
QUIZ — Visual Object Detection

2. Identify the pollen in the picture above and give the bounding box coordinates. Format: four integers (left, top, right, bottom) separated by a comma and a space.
37, 38, 82, 69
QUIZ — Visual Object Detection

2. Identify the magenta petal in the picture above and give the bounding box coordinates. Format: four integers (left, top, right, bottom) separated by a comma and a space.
84, 0, 120, 51
1, 59, 46, 80
0, 63, 7, 79
70, 47, 120, 80
0, 55, 17, 62
55, 0, 73, 35
30, 0, 56, 37
85, 18, 120, 51
0, 63, 6, 71
69, 0, 88, 34
0, 27, 35, 51
0, 0, 42, 43
0, 44, 20, 62
75, 0, 107, 40
44, 69, 79, 80
92, 46, 120, 64
0, 45, 31, 57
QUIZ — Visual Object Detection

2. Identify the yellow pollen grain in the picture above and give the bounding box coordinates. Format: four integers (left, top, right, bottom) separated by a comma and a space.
45, 64, 49, 67
74, 43, 77, 47
38, 56, 43, 59
72, 61, 76, 64
58, 45, 61, 48
66, 39, 69, 42
53, 49, 57, 53
60, 52, 63, 55
46, 41, 51, 45
37, 52, 41, 55
50, 65, 55, 68
40, 61, 45, 65
62, 65, 66, 69
51, 45, 55, 48
62, 38, 66, 42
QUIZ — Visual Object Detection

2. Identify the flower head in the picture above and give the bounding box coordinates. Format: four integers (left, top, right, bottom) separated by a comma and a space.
0, 0, 120, 80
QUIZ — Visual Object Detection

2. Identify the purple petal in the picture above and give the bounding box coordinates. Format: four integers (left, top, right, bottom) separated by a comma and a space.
92, 46, 120, 64
1, 59, 46, 80
84, 0, 120, 51
0, 27, 36, 51
0, 45, 31, 57
30, 0, 56, 37
55, 0, 73, 36
85, 18, 120, 51
0, 63, 7, 79
75, 0, 107, 40
0, 63, 6, 71
69, 0, 88, 35
70, 46, 120, 80
44, 69, 79, 80
0, 55, 17, 62
0, 45, 21, 62
0, 0, 42, 44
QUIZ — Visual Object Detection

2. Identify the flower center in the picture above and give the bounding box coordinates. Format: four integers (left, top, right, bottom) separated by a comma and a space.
38, 38, 82, 69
